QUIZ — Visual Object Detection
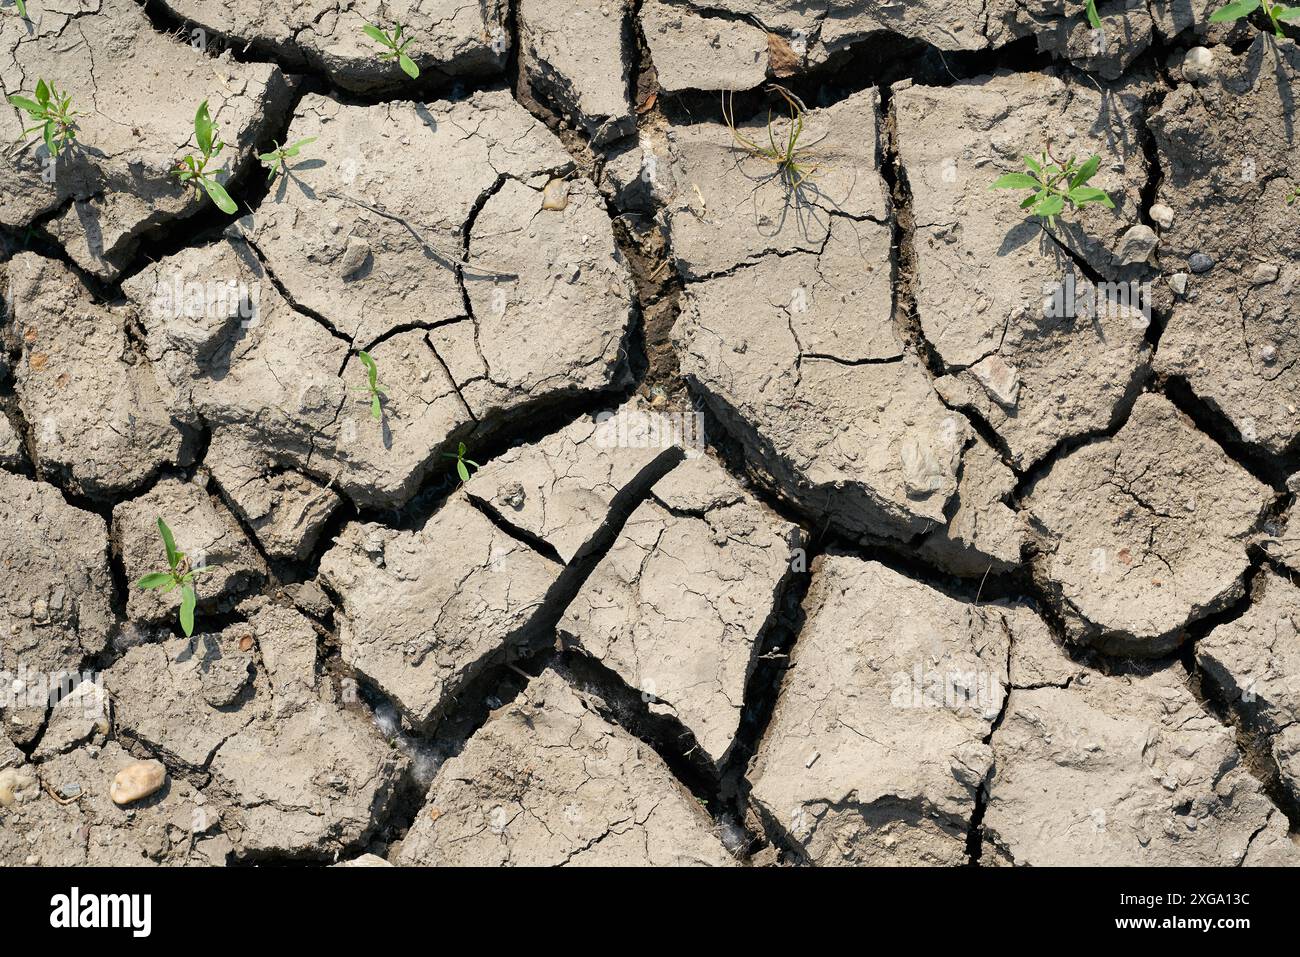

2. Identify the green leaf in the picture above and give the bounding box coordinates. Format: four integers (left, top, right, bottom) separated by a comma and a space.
399, 53, 419, 79
1069, 186, 1115, 207
203, 177, 238, 214
1210, 0, 1260, 22
179, 585, 196, 637
35, 79, 48, 104
358, 350, 378, 389
370, 394, 382, 421
42, 120, 54, 156
1022, 154, 1041, 174
8, 94, 40, 114
1019, 194, 1037, 209
1037, 194, 1066, 218
1069, 156, 1101, 189
283, 136, 316, 156
458, 442, 467, 456
457, 460, 470, 483
363, 23, 389, 44
157, 517, 179, 570
137, 572, 173, 590
465, 459, 481, 469
15, 0, 28, 18
1085, 0, 1102, 29
194, 100, 215, 156
1279, 5, 1300, 18
990, 172, 1038, 190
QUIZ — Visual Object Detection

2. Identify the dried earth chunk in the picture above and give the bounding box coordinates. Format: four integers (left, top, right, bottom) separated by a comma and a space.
205, 438, 342, 562
240, 91, 570, 346
106, 632, 261, 770
465, 399, 691, 562
1151, 37, 1300, 459
151, 0, 507, 92
0, 472, 114, 742
432, 175, 635, 420
318, 497, 563, 727
115, 476, 266, 626
0, 415, 23, 470
663, 89, 888, 279
560, 454, 804, 769
4, 254, 187, 498
747, 555, 1023, 866
1197, 572, 1300, 734
519, 0, 634, 144
641, 0, 768, 93
0, 742, 229, 867
106, 606, 404, 858
984, 638, 1299, 866
124, 237, 473, 509
1195, 571, 1300, 812
659, 1, 1185, 78
399, 668, 735, 865
0, 0, 295, 279
1023, 393, 1271, 656
675, 218, 1006, 559
894, 73, 1151, 468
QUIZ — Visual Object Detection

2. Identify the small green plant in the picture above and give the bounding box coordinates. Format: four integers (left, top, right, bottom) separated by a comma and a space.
722, 84, 823, 192
1287, 184, 1300, 205
356, 351, 389, 421
136, 518, 208, 638
1084, 0, 1102, 28
12, 0, 29, 19
990, 148, 1115, 228
443, 441, 480, 484
8, 79, 83, 157
363, 21, 419, 78
172, 100, 237, 214
1211, 0, 1300, 36
258, 136, 317, 180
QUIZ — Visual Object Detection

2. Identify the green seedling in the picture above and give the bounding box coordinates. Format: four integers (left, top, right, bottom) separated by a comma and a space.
173, 100, 237, 214
356, 350, 389, 421
1211, 0, 1300, 36
8, 79, 83, 157
13, 1, 28, 19
363, 21, 419, 78
258, 136, 317, 180
442, 441, 480, 484
136, 518, 208, 638
1287, 184, 1300, 205
722, 84, 824, 192
1085, 0, 1102, 28
990, 147, 1115, 228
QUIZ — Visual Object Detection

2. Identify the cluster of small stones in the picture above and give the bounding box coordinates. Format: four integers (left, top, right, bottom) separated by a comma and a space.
2, 0, 1299, 867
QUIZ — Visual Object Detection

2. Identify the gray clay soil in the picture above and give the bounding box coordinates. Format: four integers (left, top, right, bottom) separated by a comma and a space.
3, 0, 1300, 867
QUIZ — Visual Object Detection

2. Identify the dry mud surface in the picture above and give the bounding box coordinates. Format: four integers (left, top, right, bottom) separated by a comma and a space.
3, 0, 1300, 867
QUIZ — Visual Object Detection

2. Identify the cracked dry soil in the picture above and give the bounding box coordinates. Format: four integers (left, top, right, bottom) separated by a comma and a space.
3, 0, 1300, 869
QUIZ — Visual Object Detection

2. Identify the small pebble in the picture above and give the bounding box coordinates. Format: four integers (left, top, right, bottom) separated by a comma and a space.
1183, 47, 1215, 84
1189, 253, 1215, 274
541, 178, 569, 211
1168, 273, 1189, 296
1116, 224, 1159, 265
0, 766, 38, 807
110, 760, 167, 806
1252, 263, 1279, 285
339, 238, 372, 279
1149, 203, 1175, 229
